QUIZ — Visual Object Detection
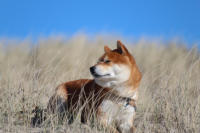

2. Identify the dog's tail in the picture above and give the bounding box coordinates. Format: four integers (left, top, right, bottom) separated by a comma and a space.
31, 106, 47, 127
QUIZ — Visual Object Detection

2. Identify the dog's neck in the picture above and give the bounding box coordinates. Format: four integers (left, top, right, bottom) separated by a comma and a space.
112, 84, 138, 100
94, 79, 138, 100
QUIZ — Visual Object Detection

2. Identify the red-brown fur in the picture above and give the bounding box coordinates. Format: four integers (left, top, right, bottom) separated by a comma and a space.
47, 79, 110, 120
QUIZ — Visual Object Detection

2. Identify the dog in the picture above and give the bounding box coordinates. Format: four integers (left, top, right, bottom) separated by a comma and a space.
46, 40, 142, 133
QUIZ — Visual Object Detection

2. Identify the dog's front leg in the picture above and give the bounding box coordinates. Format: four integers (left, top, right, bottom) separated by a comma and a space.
116, 105, 136, 133
97, 104, 120, 133
97, 114, 119, 133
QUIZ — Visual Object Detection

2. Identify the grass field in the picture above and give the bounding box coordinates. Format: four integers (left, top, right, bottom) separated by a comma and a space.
0, 35, 200, 132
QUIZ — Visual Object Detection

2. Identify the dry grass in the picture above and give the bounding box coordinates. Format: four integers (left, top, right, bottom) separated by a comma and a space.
0, 35, 200, 133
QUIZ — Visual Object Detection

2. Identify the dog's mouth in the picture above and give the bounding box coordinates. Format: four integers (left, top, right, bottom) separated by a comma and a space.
91, 72, 110, 78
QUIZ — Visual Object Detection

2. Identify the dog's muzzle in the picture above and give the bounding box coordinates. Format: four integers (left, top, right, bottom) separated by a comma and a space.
90, 66, 110, 78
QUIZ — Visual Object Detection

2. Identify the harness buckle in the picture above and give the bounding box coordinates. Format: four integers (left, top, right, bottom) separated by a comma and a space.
124, 98, 137, 111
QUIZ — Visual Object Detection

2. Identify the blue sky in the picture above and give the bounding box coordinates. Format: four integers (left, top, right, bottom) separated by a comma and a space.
0, 0, 200, 45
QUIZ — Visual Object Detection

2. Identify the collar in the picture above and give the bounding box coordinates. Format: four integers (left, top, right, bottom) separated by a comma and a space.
124, 97, 137, 111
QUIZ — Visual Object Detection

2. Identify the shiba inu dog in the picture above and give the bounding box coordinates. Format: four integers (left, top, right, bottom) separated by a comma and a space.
47, 40, 142, 133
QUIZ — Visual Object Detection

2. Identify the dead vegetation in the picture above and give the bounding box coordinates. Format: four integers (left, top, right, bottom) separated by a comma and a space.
0, 35, 199, 132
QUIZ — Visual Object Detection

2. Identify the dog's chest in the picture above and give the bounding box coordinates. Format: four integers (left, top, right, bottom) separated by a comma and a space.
99, 100, 136, 125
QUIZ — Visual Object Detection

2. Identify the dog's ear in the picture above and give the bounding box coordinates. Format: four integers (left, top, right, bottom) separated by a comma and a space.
117, 40, 129, 55
104, 45, 111, 53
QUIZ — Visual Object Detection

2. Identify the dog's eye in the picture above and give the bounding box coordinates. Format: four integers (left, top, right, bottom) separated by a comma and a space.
104, 60, 111, 63
98, 59, 103, 63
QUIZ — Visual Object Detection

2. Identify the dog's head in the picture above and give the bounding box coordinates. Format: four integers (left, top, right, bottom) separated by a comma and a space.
90, 40, 142, 88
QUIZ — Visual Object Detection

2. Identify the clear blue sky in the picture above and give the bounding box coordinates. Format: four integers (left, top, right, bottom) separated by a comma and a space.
0, 0, 200, 45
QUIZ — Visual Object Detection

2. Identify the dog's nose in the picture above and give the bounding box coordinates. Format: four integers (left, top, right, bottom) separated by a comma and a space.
90, 66, 95, 74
